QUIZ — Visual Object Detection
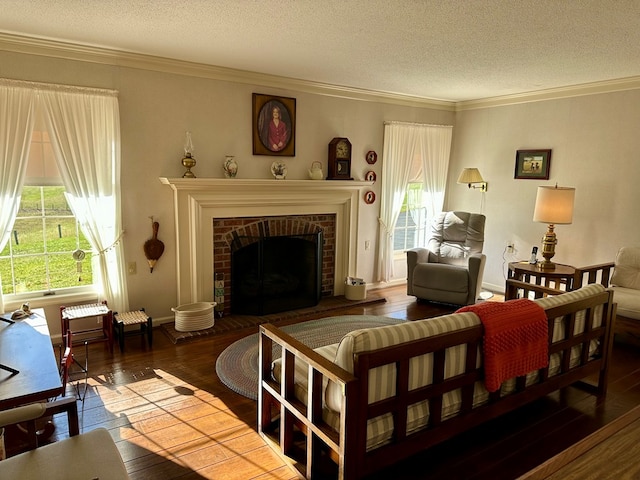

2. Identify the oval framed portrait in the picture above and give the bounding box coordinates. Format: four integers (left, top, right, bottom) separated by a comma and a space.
365, 170, 377, 182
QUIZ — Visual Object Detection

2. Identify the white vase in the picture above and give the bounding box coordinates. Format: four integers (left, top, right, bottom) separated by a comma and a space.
223, 155, 238, 178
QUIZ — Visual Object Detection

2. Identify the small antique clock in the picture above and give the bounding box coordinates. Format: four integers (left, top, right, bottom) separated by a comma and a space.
327, 137, 353, 180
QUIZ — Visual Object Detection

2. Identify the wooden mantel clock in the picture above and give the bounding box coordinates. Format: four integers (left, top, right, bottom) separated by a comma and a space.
327, 137, 353, 180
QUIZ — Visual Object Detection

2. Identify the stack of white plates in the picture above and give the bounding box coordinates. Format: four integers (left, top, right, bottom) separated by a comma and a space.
172, 302, 216, 332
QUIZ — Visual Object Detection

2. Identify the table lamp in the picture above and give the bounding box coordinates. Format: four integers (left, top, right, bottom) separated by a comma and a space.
533, 184, 575, 270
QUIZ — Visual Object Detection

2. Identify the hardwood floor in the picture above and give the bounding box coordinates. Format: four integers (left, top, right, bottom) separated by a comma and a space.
6, 285, 640, 479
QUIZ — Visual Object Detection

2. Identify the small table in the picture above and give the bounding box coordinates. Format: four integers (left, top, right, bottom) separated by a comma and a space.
506, 261, 576, 300
0, 309, 63, 410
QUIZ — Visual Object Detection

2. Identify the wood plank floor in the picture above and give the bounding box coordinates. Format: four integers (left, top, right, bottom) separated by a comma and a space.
6, 285, 640, 479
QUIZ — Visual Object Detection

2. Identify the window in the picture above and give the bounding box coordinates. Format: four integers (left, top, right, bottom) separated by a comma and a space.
393, 183, 428, 253
0, 128, 93, 297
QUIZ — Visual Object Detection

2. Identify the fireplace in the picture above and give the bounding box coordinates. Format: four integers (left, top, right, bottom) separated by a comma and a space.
231, 229, 323, 315
214, 215, 333, 315
160, 178, 372, 307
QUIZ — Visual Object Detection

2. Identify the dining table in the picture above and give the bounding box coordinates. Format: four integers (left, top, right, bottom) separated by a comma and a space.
0, 308, 63, 410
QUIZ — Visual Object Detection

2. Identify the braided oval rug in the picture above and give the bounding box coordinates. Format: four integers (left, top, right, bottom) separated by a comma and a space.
215, 315, 405, 400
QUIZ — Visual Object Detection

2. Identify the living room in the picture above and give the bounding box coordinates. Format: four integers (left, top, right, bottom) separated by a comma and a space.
2, 26, 639, 331
2, 2, 640, 478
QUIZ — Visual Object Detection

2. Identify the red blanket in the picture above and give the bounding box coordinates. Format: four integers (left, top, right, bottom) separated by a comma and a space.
457, 299, 549, 393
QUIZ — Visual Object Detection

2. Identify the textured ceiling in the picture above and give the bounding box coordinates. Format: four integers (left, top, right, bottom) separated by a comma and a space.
2, 0, 640, 102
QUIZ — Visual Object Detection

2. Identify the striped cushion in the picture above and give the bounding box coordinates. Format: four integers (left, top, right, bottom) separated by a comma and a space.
326, 311, 481, 412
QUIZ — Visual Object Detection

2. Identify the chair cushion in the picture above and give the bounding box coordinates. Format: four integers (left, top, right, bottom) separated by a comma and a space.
427, 211, 485, 266
412, 263, 469, 293
0, 427, 129, 479
611, 286, 640, 319
611, 246, 640, 290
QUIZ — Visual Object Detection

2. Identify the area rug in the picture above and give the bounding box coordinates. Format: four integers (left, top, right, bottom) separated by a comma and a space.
215, 315, 405, 400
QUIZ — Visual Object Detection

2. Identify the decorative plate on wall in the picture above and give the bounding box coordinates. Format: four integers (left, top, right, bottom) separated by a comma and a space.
365, 171, 376, 182
364, 190, 376, 204
366, 150, 377, 164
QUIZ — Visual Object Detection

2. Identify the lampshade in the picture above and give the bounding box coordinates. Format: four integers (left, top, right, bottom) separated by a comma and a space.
533, 185, 575, 225
457, 168, 485, 184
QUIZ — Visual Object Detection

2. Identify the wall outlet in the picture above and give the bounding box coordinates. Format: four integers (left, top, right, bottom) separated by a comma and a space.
506, 242, 515, 254
128, 261, 137, 274
364, 240, 371, 251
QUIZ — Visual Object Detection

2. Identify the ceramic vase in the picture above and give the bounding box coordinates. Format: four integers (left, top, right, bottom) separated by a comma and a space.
223, 155, 238, 178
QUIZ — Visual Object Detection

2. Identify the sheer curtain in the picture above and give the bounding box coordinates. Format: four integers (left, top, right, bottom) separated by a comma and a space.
0, 78, 127, 313
0, 83, 37, 312
375, 122, 452, 282
41, 88, 129, 313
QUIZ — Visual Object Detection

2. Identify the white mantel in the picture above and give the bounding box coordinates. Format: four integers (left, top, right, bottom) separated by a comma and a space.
159, 177, 373, 306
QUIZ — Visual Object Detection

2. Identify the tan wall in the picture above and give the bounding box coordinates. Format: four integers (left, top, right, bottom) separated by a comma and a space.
0, 49, 454, 332
448, 92, 640, 291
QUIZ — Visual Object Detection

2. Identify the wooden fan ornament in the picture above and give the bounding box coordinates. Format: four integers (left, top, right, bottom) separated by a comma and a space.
144, 220, 165, 273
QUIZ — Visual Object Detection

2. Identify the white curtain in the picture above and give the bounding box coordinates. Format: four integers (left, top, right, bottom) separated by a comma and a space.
417, 124, 452, 221
0, 83, 37, 312
41, 89, 129, 313
376, 122, 452, 282
0, 78, 127, 313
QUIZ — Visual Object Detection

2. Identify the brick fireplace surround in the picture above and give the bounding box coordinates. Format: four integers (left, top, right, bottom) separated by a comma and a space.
160, 178, 373, 307
214, 215, 335, 315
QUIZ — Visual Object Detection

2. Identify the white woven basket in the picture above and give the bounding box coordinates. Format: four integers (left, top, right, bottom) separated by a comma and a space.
171, 302, 216, 332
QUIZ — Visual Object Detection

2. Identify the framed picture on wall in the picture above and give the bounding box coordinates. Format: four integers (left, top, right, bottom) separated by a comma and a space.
252, 93, 296, 156
514, 149, 551, 179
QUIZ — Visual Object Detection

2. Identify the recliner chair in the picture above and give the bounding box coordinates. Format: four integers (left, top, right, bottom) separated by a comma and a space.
407, 211, 486, 306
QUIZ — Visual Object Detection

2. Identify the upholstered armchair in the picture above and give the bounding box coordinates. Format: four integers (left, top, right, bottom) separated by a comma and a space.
407, 211, 486, 306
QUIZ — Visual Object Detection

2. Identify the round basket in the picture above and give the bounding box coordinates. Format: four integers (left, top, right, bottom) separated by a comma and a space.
171, 302, 216, 332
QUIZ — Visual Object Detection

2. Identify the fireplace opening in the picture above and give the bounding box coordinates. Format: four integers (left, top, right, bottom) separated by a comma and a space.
231, 231, 323, 315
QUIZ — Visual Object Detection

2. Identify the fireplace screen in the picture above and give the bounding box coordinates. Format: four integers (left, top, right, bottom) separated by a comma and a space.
231, 231, 323, 315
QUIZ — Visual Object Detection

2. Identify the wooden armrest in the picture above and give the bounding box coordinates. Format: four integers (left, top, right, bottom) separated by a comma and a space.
505, 279, 565, 300
44, 396, 79, 436
574, 262, 615, 288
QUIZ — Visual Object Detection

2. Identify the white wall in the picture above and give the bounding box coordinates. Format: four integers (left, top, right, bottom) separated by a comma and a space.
448, 91, 640, 292
0, 49, 454, 333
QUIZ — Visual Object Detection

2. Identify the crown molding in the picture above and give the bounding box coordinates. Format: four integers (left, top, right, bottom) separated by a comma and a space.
455, 76, 640, 111
3, 32, 639, 112
0, 32, 455, 111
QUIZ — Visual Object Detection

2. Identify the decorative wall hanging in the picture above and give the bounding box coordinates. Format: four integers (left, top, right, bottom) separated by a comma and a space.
515, 149, 552, 179
365, 171, 377, 182
252, 93, 296, 156
366, 150, 378, 164
364, 190, 376, 204
143, 219, 165, 273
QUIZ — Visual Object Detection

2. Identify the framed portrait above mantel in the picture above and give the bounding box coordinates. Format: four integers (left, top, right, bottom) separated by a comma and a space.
252, 93, 296, 156
514, 149, 551, 179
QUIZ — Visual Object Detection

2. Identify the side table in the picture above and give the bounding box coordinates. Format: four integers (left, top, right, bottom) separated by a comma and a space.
506, 261, 576, 300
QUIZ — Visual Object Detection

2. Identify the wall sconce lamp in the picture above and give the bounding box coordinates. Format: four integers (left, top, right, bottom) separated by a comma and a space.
457, 168, 487, 192
533, 184, 575, 270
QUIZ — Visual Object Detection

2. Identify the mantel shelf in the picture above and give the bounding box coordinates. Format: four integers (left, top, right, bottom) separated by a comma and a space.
159, 177, 373, 191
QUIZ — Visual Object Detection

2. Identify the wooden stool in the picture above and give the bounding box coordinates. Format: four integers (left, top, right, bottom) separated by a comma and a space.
113, 309, 153, 352
60, 302, 113, 353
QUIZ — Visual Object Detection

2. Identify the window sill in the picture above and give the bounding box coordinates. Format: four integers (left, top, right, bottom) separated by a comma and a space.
3, 290, 98, 311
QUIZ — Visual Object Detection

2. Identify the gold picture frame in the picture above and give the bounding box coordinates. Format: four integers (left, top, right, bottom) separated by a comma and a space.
252, 93, 296, 156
